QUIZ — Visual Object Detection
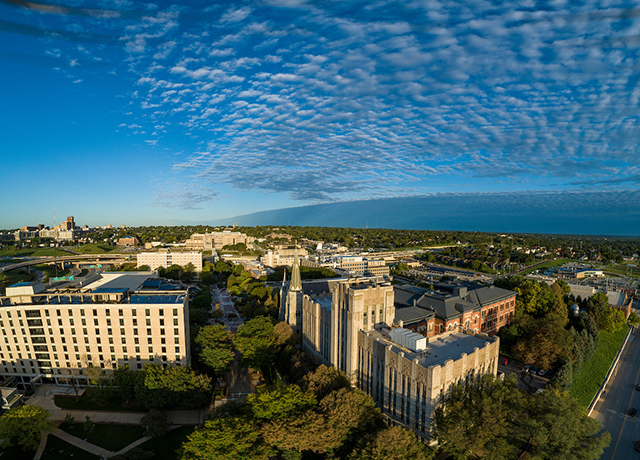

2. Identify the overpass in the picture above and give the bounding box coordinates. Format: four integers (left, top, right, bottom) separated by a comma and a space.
0, 254, 132, 273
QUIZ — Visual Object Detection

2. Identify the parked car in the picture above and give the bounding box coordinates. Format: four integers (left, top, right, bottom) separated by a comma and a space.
523, 365, 532, 374
535, 388, 544, 395
630, 408, 637, 417
636, 384, 640, 391
531, 367, 540, 375
635, 440, 640, 451
500, 358, 509, 365
538, 369, 548, 376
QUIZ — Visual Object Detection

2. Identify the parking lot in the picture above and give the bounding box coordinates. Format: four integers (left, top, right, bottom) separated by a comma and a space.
498, 357, 550, 393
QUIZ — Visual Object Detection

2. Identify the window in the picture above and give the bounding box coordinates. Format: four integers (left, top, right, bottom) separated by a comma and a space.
135, 346, 140, 353
80, 309, 85, 316
108, 337, 113, 344
159, 309, 164, 316
68, 309, 72, 316
149, 355, 154, 361
174, 337, 179, 344
173, 319, 178, 326
56, 310, 61, 316
86, 346, 90, 352
162, 346, 166, 353
59, 328, 64, 335
120, 328, 125, 335
119, 319, 124, 326
161, 338, 165, 344
174, 328, 179, 335
94, 319, 99, 326
146, 319, 151, 326
175, 346, 180, 353
133, 328, 138, 335
134, 338, 139, 344
159, 319, 164, 326
93, 309, 98, 316
95, 329, 100, 335
160, 329, 165, 336
106, 319, 111, 326
81, 319, 86, 326
132, 319, 137, 326
148, 346, 153, 353
58, 319, 63, 326
145, 309, 150, 316
175, 355, 181, 361
84, 337, 89, 344
173, 309, 178, 316
105, 309, 110, 316
132, 309, 136, 316
71, 328, 76, 334
97, 346, 102, 352
82, 328, 87, 334
147, 338, 152, 344
147, 329, 152, 336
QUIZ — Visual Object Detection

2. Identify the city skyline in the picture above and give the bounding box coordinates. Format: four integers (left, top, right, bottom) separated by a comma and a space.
2, 0, 640, 230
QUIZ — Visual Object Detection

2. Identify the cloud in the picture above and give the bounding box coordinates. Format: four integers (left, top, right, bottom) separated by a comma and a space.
14, 0, 640, 208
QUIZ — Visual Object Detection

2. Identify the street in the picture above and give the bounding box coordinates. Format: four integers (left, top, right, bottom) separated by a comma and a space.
592, 327, 639, 459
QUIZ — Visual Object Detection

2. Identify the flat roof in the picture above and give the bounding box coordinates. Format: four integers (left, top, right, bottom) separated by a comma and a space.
82, 272, 155, 292
365, 329, 493, 369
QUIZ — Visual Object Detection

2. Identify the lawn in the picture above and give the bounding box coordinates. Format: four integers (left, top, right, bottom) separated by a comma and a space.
59, 422, 145, 451
0, 247, 72, 257
0, 444, 36, 460
40, 434, 99, 460
519, 258, 570, 275
0, 271, 34, 295
30, 264, 71, 283
570, 325, 630, 407
603, 263, 640, 279
135, 425, 195, 460
75, 243, 118, 254
55, 394, 147, 413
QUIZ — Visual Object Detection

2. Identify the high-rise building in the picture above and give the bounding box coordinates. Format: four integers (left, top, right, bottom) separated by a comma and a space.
0, 273, 190, 390
137, 251, 203, 272
186, 231, 254, 251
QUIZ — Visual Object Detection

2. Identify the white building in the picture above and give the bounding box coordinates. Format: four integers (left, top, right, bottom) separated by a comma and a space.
137, 251, 203, 272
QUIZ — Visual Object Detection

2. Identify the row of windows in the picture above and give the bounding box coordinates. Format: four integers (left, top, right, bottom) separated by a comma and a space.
0, 308, 181, 319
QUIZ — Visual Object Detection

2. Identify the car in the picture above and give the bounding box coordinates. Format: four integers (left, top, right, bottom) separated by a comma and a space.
523, 365, 532, 374
538, 369, 548, 376
500, 358, 509, 365
630, 408, 638, 417
535, 388, 544, 395
636, 440, 640, 452
531, 367, 540, 375
636, 384, 640, 391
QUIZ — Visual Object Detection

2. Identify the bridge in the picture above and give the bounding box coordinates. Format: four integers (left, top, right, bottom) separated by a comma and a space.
0, 254, 132, 273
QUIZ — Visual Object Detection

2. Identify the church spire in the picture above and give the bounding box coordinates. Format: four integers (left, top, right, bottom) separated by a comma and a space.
290, 248, 302, 291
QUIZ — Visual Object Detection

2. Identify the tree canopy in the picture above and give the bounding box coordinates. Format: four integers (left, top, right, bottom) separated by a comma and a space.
0, 405, 53, 451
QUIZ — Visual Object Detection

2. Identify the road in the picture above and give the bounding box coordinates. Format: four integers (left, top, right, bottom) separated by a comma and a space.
592, 326, 640, 459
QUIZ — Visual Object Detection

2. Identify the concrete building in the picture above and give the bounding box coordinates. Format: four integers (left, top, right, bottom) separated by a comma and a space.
358, 328, 498, 437
137, 251, 203, 272
262, 247, 310, 267
279, 256, 499, 439
186, 231, 254, 251
0, 273, 190, 390
331, 255, 390, 277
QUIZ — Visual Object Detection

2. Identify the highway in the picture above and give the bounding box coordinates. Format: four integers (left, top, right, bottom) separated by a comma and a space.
592, 326, 640, 459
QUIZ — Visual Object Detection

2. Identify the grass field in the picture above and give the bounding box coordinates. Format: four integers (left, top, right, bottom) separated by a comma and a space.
570, 325, 630, 407
0, 271, 34, 295
603, 263, 640, 279
135, 425, 195, 460
518, 258, 570, 275
75, 243, 118, 254
40, 434, 99, 460
59, 422, 145, 451
0, 247, 72, 257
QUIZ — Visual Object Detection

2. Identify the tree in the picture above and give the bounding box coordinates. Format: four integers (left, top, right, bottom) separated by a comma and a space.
523, 390, 610, 460
348, 426, 434, 460
513, 315, 574, 369
302, 364, 351, 400
273, 321, 293, 345
319, 388, 384, 444
195, 324, 234, 375
0, 405, 53, 451
247, 385, 317, 421
181, 417, 273, 460
140, 409, 169, 438
114, 365, 140, 404
629, 311, 639, 326
434, 375, 525, 460
260, 410, 342, 454
234, 316, 278, 369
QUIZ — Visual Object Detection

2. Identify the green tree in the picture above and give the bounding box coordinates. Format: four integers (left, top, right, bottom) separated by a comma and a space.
348, 426, 434, 460
114, 365, 140, 404
302, 364, 351, 400
247, 385, 317, 421
260, 410, 342, 454
181, 417, 272, 460
140, 409, 169, 438
524, 390, 610, 460
235, 316, 278, 369
0, 405, 53, 451
434, 375, 525, 460
513, 315, 574, 369
319, 388, 384, 444
195, 324, 234, 375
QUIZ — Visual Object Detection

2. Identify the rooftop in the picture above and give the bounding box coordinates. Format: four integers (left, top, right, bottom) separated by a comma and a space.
365, 329, 495, 369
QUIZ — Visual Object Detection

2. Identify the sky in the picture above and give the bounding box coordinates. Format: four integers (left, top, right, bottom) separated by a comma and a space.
1, 0, 640, 232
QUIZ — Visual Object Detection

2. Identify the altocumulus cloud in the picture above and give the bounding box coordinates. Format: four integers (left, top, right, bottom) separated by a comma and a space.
5, 0, 640, 205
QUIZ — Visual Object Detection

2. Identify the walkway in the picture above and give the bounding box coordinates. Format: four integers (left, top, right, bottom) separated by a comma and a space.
27, 384, 205, 459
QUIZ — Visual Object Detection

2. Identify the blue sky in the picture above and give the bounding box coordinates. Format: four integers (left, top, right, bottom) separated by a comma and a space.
1, 0, 639, 231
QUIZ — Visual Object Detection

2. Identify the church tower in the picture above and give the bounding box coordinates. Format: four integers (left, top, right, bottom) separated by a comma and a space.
280, 250, 303, 334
